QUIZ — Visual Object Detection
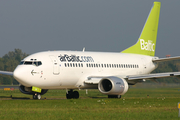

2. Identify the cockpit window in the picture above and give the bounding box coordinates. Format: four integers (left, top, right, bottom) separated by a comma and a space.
33, 61, 42, 66
20, 61, 42, 66
24, 61, 33, 65
19, 61, 24, 65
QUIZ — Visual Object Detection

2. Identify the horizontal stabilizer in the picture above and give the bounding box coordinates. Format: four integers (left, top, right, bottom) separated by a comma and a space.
152, 56, 180, 62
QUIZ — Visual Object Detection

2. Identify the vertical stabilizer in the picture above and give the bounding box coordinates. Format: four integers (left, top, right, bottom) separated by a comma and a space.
121, 2, 161, 56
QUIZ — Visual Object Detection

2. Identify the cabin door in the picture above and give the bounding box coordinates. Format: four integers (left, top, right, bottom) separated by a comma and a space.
49, 55, 60, 75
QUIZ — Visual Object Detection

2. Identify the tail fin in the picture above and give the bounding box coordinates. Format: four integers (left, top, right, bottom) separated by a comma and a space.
121, 2, 161, 56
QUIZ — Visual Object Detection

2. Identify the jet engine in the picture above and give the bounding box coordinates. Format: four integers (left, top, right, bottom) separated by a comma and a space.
98, 76, 128, 95
19, 85, 48, 95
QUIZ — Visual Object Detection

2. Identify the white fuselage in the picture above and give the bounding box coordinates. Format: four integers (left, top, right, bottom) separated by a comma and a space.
13, 51, 157, 89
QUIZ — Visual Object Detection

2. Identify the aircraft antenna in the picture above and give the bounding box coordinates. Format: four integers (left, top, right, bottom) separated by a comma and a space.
83, 47, 85, 52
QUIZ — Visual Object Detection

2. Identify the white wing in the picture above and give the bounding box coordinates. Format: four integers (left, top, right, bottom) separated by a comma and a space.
85, 72, 180, 85
0, 71, 13, 76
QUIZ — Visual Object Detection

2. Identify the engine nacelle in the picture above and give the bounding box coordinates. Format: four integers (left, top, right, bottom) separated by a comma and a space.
19, 85, 48, 95
98, 76, 128, 95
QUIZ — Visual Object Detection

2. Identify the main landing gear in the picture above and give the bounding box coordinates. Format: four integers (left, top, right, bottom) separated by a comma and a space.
33, 93, 41, 100
66, 89, 79, 99
108, 95, 121, 98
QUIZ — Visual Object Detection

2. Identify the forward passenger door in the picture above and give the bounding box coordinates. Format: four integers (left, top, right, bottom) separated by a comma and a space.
49, 55, 60, 75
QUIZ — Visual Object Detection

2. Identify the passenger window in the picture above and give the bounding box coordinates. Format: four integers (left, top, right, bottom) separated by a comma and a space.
101, 64, 103, 68
121, 64, 123, 68
81, 63, 83, 67
91, 64, 93, 67
65, 63, 67, 67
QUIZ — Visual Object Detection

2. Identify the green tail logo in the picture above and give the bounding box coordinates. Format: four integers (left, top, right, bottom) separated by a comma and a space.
121, 2, 161, 56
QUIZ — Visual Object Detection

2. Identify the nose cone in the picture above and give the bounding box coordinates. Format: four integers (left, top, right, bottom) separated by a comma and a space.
13, 66, 22, 81
13, 66, 31, 87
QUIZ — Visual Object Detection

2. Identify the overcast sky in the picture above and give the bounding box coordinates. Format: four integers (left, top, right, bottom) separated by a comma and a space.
0, 0, 180, 58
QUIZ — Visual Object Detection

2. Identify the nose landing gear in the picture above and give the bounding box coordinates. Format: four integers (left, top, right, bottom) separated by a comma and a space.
33, 93, 41, 100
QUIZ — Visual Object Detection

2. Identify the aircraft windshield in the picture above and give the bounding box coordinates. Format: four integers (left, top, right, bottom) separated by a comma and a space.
19, 61, 42, 66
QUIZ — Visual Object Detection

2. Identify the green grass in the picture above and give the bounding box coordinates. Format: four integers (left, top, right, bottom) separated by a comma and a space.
0, 87, 180, 120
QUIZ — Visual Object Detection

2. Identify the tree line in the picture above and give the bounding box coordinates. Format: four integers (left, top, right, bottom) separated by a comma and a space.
0, 49, 28, 85
0, 49, 179, 85
151, 60, 180, 83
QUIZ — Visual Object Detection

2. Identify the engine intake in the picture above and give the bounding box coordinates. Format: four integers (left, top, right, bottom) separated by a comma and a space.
98, 76, 128, 95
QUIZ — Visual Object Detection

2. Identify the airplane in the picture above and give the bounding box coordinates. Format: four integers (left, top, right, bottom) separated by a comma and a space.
1, 1, 180, 100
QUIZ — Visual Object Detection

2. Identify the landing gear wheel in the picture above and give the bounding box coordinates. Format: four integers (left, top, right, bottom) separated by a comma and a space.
66, 92, 72, 99
37, 94, 41, 100
117, 95, 121, 98
33, 94, 37, 99
73, 91, 79, 99
108, 95, 121, 98
33, 93, 41, 100
66, 90, 79, 99
108, 95, 111, 98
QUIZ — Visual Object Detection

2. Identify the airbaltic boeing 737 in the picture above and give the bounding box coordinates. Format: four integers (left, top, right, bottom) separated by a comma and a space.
1, 2, 180, 99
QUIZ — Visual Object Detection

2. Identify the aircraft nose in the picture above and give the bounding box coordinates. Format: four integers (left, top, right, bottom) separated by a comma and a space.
13, 66, 23, 82
13, 66, 30, 86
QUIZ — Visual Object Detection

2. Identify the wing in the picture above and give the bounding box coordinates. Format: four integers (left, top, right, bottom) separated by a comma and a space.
0, 71, 13, 76
127, 72, 180, 80
84, 76, 105, 84
84, 72, 180, 85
